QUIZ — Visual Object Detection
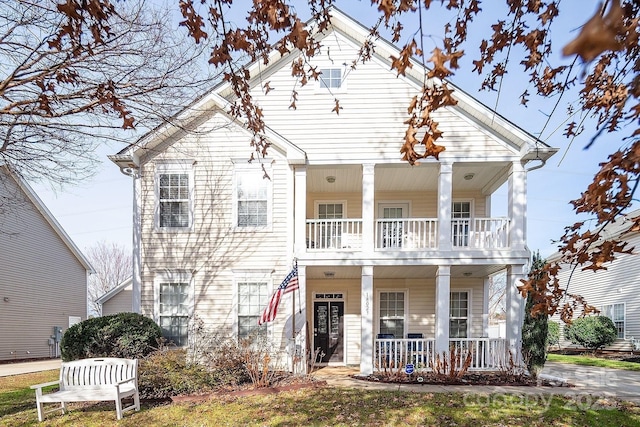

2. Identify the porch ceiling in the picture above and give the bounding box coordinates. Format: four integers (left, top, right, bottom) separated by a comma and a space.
307, 162, 511, 194
305, 264, 507, 280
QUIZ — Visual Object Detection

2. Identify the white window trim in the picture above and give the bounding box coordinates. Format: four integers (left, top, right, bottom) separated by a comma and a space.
314, 200, 347, 218
154, 161, 195, 232
315, 66, 348, 93
153, 271, 194, 346
451, 199, 474, 218
377, 201, 412, 218
233, 270, 274, 339
450, 288, 472, 338
602, 302, 626, 339
232, 163, 273, 232
376, 289, 409, 337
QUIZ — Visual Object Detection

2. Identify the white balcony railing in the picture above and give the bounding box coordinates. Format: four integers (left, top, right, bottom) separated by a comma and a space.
373, 338, 509, 372
305, 218, 509, 251
306, 219, 362, 250
375, 218, 438, 250
451, 218, 509, 249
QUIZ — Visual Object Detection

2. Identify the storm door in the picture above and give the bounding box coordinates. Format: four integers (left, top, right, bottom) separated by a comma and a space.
313, 298, 344, 364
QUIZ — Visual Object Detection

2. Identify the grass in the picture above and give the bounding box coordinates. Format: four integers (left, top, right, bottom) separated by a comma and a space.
1, 370, 640, 426
547, 353, 640, 371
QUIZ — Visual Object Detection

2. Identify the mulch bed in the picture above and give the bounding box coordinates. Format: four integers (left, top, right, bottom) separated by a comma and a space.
357, 371, 564, 387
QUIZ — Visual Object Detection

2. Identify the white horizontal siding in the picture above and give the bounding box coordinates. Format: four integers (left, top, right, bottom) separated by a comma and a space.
250, 33, 516, 163
552, 232, 640, 345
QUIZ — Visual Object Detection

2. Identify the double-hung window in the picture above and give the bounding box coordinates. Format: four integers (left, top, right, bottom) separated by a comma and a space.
450, 291, 469, 338
156, 162, 193, 230
157, 274, 192, 347
234, 166, 271, 229
602, 303, 625, 338
237, 281, 269, 339
379, 291, 405, 338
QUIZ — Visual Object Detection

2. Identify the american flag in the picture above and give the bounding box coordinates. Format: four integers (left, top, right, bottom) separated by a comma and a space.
258, 264, 298, 325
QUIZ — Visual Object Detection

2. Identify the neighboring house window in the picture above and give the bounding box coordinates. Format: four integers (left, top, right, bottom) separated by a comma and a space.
450, 291, 469, 338
156, 162, 193, 230
156, 272, 192, 347
602, 303, 625, 338
237, 281, 269, 339
379, 291, 405, 338
235, 167, 271, 229
319, 68, 342, 89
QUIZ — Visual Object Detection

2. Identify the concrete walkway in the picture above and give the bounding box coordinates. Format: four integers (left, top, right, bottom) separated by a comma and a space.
0, 359, 61, 377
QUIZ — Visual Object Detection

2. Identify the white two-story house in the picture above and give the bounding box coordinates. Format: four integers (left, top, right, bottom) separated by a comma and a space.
110, 9, 555, 375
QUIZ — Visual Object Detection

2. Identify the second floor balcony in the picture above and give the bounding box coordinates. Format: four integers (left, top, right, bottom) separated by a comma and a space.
305, 217, 510, 251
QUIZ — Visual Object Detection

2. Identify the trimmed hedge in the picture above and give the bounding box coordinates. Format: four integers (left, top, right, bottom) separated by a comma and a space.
61, 312, 162, 361
564, 316, 617, 352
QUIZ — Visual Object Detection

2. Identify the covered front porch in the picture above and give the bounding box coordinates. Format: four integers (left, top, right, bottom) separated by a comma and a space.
299, 263, 526, 375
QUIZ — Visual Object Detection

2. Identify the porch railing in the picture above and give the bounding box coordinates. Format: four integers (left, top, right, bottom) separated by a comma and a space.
374, 337, 508, 372
306, 219, 363, 250
305, 218, 509, 251
451, 218, 510, 249
375, 218, 438, 250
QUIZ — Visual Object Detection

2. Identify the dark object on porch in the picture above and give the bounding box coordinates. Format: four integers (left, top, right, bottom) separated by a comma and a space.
407, 333, 425, 366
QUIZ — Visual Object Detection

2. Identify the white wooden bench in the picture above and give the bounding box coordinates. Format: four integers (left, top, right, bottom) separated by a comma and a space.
30, 357, 140, 422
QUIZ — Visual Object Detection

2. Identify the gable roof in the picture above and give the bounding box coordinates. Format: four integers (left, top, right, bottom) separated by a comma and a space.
1, 165, 95, 273
112, 7, 556, 167
96, 277, 132, 305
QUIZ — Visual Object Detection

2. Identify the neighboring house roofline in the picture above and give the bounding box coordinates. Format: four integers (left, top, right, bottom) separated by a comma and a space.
1, 165, 95, 274
96, 277, 132, 305
547, 208, 640, 263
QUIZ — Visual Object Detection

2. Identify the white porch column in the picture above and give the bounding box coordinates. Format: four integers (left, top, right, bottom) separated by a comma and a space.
435, 265, 451, 354
296, 264, 307, 374
438, 162, 453, 251
294, 166, 307, 255
360, 265, 374, 375
506, 264, 526, 362
483, 276, 490, 337
508, 161, 526, 249
132, 171, 141, 313
362, 164, 375, 252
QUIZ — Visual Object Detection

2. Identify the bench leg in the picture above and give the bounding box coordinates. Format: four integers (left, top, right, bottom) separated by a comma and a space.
61, 401, 67, 415
36, 400, 44, 422
115, 398, 123, 420
134, 392, 140, 411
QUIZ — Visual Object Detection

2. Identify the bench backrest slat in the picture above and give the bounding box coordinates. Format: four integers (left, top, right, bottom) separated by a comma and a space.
59, 358, 138, 390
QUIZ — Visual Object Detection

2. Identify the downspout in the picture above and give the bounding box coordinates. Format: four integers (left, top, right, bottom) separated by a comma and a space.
113, 162, 141, 314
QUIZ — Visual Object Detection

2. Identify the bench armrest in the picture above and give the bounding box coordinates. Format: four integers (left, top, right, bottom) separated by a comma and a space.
30, 381, 60, 390
115, 377, 136, 387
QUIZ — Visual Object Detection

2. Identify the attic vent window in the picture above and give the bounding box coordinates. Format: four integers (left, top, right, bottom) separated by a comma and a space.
320, 68, 342, 89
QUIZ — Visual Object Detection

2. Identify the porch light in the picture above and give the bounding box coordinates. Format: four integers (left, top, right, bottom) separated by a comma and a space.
324, 271, 335, 278
463, 272, 472, 277
464, 173, 475, 180
326, 176, 336, 183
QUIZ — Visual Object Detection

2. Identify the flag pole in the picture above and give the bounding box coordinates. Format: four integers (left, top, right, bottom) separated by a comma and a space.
291, 259, 297, 374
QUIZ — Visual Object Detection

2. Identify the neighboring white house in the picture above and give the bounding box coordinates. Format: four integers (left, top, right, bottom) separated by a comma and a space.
97, 278, 133, 316
549, 210, 640, 352
109, 9, 556, 374
0, 165, 94, 361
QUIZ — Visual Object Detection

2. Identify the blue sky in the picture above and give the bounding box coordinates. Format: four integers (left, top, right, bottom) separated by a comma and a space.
32, 1, 632, 259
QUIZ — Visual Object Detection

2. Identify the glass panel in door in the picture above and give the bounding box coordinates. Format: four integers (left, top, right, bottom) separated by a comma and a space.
452, 202, 471, 247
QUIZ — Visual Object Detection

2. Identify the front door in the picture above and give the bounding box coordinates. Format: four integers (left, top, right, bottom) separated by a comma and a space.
313, 301, 344, 364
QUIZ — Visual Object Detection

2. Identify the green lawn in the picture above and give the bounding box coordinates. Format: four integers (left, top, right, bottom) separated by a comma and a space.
2, 370, 640, 426
547, 353, 640, 371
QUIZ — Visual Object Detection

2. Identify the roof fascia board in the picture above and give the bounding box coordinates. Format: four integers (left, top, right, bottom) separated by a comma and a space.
96, 277, 132, 304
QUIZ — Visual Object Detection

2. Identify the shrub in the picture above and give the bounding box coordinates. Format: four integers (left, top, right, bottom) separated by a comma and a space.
564, 316, 617, 352
547, 321, 560, 349
61, 312, 162, 361
521, 252, 548, 378
138, 348, 217, 399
